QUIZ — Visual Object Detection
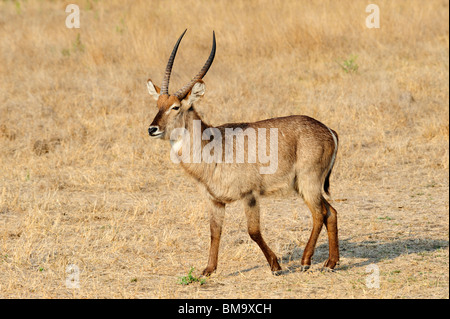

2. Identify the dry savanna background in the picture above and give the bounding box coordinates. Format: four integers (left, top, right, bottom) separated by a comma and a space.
0, 0, 448, 299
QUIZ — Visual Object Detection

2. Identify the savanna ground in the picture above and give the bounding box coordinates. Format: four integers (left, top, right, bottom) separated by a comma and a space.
0, 0, 448, 299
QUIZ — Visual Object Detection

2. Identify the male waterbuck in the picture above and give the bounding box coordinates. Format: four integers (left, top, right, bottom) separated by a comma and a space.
147, 30, 339, 275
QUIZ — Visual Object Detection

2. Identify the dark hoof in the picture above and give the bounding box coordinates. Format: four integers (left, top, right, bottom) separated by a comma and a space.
320, 266, 336, 273
323, 259, 339, 270
299, 265, 311, 272
202, 268, 216, 277
272, 269, 284, 276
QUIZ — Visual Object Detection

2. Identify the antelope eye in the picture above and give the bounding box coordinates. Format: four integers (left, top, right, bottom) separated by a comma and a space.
171, 106, 180, 111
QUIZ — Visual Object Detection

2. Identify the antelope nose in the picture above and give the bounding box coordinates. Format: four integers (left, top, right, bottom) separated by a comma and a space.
148, 126, 158, 136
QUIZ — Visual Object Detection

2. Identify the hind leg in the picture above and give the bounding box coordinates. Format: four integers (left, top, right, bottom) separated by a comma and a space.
323, 199, 339, 269
301, 196, 339, 270
301, 198, 325, 269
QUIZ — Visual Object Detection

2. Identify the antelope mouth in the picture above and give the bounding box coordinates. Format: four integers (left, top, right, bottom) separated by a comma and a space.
148, 127, 165, 138
149, 131, 164, 138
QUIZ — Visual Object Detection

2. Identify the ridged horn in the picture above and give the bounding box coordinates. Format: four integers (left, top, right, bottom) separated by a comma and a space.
160, 29, 187, 96
174, 31, 216, 100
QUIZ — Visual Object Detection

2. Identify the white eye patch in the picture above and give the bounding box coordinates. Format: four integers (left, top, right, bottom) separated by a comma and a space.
165, 104, 181, 114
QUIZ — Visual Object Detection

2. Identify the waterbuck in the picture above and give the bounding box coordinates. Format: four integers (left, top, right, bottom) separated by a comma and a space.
146, 30, 339, 275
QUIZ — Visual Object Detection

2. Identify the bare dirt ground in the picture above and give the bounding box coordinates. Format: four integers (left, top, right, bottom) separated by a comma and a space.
0, 0, 448, 298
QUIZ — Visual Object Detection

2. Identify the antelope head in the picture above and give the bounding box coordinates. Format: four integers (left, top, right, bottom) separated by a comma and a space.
147, 29, 216, 139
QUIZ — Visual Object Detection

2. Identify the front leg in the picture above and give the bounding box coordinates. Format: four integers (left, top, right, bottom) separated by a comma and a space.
202, 199, 225, 276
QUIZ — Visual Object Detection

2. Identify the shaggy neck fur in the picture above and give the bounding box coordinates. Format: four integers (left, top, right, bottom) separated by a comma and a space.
178, 106, 216, 185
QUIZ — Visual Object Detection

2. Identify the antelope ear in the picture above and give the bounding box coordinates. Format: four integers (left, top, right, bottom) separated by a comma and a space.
183, 80, 205, 106
147, 78, 160, 101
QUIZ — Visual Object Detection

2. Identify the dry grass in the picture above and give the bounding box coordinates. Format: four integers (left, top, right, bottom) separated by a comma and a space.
0, 0, 448, 298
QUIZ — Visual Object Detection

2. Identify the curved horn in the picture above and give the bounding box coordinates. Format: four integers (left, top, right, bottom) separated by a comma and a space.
174, 31, 216, 100
160, 29, 187, 96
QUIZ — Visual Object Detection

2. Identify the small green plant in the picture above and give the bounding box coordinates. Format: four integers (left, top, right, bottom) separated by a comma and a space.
115, 18, 126, 34
338, 55, 359, 73
178, 267, 206, 285
72, 33, 85, 53
61, 33, 85, 57
14, 0, 21, 15
61, 48, 71, 57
